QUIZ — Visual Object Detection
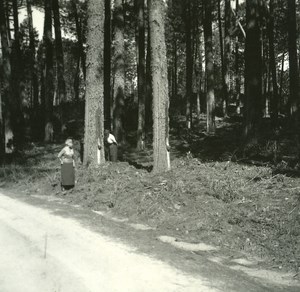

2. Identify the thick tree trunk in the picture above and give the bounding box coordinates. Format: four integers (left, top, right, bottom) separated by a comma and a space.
244, 0, 262, 142
52, 0, 66, 106
113, 0, 125, 143
204, 0, 215, 134
184, 0, 193, 129
149, 0, 171, 173
104, 0, 111, 130
43, 0, 54, 142
83, 0, 105, 166
136, 0, 146, 150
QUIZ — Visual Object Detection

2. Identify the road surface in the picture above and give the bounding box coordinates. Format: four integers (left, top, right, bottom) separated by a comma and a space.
0, 191, 299, 292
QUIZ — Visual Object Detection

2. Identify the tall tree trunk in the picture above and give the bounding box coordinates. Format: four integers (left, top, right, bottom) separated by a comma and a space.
83, 0, 105, 166
287, 0, 300, 157
184, 0, 193, 129
217, 0, 226, 116
11, 0, 24, 148
197, 30, 204, 118
235, 0, 241, 115
0, 0, 11, 158
193, 25, 199, 119
43, 0, 54, 142
244, 0, 262, 142
5, 0, 11, 41
149, 0, 170, 173
113, 0, 125, 143
52, 0, 66, 107
262, 38, 269, 117
40, 45, 46, 138
26, 0, 39, 139
204, 0, 215, 134
74, 52, 80, 102
145, 23, 152, 131
72, 0, 86, 80
223, 0, 231, 116
268, 0, 278, 125
104, 0, 111, 130
136, 0, 146, 149
173, 37, 178, 100
287, 0, 300, 118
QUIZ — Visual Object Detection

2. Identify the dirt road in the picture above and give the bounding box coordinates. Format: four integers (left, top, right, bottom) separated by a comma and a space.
0, 191, 299, 292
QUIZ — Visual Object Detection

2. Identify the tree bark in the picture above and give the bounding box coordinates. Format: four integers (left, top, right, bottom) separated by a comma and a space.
113, 0, 125, 143
72, 0, 86, 80
52, 0, 66, 106
74, 45, 81, 102
136, 0, 146, 150
223, 0, 231, 116
287, 0, 300, 118
43, 0, 55, 142
184, 0, 193, 129
11, 0, 24, 148
5, 0, 11, 41
26, 0, 39, 139
83, 0, 105, 166
145, 22, 152, 131
104, 0, 111, 130
173, 37, 178, 100
196, 31, 204, 119
204, 0, 215, 134
0, 88, 4, 162
244, 0, 262, 142
0, 0, 11, 157
217, 0, 226, 116
234, 0, 241, 115
149, 0, 171, 173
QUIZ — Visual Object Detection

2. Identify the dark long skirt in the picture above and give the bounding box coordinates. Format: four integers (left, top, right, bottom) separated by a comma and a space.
61, 162, 75, 188
109, 144, 118, 162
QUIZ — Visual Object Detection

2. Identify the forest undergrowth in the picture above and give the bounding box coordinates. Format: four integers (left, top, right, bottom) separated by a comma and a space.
1, 117, 300, 274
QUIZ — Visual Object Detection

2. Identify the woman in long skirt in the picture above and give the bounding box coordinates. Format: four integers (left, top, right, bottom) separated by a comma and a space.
58, 138, 75, 191
104, 130, 118, 162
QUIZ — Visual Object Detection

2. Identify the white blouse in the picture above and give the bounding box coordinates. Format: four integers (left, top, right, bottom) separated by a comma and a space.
107, 133, 117, 144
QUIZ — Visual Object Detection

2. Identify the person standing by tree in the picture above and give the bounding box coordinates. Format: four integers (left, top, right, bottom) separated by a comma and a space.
104, 129, 118, 162
58, 138, 75, 192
